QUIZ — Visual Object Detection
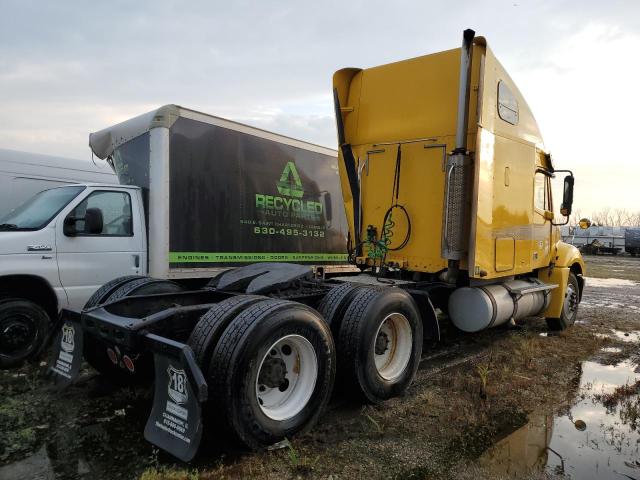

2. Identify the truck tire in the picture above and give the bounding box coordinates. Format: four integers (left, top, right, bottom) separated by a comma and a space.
0, 299, 50, 369
206, 299, 335, 449
546, 272, 580, 331
101, 277, 184, 302
338, 287, 423, 403
83, 277, 184, 383
187, 295, 268, 368
84, 275, 145, 309
316, 282, 365, 337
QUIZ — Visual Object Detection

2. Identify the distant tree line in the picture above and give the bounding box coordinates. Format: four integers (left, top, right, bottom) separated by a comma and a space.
569, 208, 640, 227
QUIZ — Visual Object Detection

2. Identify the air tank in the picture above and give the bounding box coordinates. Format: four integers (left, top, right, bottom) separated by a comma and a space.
448, 279, 552, 333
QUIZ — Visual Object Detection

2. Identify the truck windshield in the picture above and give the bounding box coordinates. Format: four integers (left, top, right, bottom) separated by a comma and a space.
0, 185, 85, 231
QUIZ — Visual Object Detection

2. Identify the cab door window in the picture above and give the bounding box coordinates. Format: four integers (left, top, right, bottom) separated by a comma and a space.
534, 172, 552, 224
534, 173, 548, 211
71, 191, 133, 236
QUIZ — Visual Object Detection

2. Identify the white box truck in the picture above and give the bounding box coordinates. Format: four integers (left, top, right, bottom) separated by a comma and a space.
0, 148, 117, 217
0, 105, 348, 368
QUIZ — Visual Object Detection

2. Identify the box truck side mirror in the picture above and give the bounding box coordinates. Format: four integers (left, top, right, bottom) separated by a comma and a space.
560, 175, 574, 217
64, 208, 103, 236
84, 208, 104, 234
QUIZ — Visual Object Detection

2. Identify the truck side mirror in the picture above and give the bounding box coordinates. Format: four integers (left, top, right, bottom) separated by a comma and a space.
84, 208, 103, 234
579, 218, 591, 229
323, 192, 333, 222
63, 216, 79, 236
560, 175, 574, 216
63, 208, 103, 236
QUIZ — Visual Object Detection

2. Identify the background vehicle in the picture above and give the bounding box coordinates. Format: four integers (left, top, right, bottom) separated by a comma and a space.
0, 148, 116, 217
0, 107, 348, 368
50, 30, 585, 462
625, 228, 640, 255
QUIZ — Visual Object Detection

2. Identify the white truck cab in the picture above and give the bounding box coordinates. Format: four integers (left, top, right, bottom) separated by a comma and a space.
0, 183, 146, 367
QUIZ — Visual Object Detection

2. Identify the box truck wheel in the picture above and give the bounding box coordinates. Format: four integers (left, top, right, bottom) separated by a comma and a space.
317, 282, 366, 337
83, 277, 184, 384
206, 299, 335, 449
187, 295, 268, 367
0, 299, 49, 369
338, 287, 423, 403
546, 272, 580, 331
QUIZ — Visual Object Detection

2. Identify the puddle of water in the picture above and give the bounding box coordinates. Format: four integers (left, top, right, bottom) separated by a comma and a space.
585, 277, 639, 288
0, 446, 54, 480
479, 359, 640, 479
595, 330, 640, 343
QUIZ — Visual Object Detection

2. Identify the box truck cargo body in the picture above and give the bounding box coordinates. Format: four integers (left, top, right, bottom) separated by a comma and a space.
0, 105, 348, 369
90, 105, 348, 279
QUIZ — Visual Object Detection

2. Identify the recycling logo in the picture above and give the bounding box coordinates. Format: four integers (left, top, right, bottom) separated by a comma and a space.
276, 161, 304, 198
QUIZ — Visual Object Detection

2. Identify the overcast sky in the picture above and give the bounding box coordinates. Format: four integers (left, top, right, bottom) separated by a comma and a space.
1, 0, 638, 215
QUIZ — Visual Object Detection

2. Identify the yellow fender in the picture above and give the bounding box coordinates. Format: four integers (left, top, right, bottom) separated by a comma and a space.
538, 241, 586, 319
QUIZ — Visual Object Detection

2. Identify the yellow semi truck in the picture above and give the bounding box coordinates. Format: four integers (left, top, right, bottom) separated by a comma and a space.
333, 29, 584, 332
50, 30, 584, 460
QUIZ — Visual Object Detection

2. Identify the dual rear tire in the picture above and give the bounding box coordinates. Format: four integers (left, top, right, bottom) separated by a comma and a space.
320, 285, 423, 403
186, 284, 423, 450
188, 298, 335, 449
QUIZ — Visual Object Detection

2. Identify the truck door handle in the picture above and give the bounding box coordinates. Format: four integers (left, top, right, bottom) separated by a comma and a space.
132, 254, 140, 268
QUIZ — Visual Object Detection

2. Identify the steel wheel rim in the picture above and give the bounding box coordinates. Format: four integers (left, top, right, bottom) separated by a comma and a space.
373, 312, 413, 381
256, 334, 318, 421
563, 283, 579, 319
0, 314, 37, 356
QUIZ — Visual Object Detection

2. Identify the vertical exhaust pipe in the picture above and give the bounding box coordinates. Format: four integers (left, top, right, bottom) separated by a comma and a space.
455, 29, 475, 152
442, 29, 475, 279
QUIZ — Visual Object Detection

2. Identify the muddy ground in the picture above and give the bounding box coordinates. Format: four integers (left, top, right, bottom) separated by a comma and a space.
1, 255, 639, 480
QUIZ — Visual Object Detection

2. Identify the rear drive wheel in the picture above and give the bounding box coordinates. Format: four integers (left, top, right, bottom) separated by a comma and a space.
206, 299, 335, 449
338, 287, 423, 403
0, 299, 50, 369
187, 295, 268, 368
317, 282, 365, 337
83, 277, 184, 383
546, 272, 580, 331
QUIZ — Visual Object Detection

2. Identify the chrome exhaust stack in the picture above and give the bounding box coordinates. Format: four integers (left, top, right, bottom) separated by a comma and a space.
442, 29, 475, 277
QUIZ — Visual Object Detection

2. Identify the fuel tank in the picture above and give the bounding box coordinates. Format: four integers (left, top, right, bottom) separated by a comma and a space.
448, 279, 552, 332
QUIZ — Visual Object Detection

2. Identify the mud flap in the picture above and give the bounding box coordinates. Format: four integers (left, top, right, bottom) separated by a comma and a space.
143, 333, 208, 462
48, 310, 84, 389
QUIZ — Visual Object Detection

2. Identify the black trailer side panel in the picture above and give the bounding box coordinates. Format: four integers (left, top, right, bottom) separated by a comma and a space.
168, 117, 348, 268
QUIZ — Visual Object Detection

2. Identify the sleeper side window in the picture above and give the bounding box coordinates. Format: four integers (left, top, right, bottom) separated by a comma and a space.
497, 81, 519, 125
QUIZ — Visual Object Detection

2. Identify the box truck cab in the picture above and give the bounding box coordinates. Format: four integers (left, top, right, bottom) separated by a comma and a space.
0, 183, 146, 367
0, 105, 348, 368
